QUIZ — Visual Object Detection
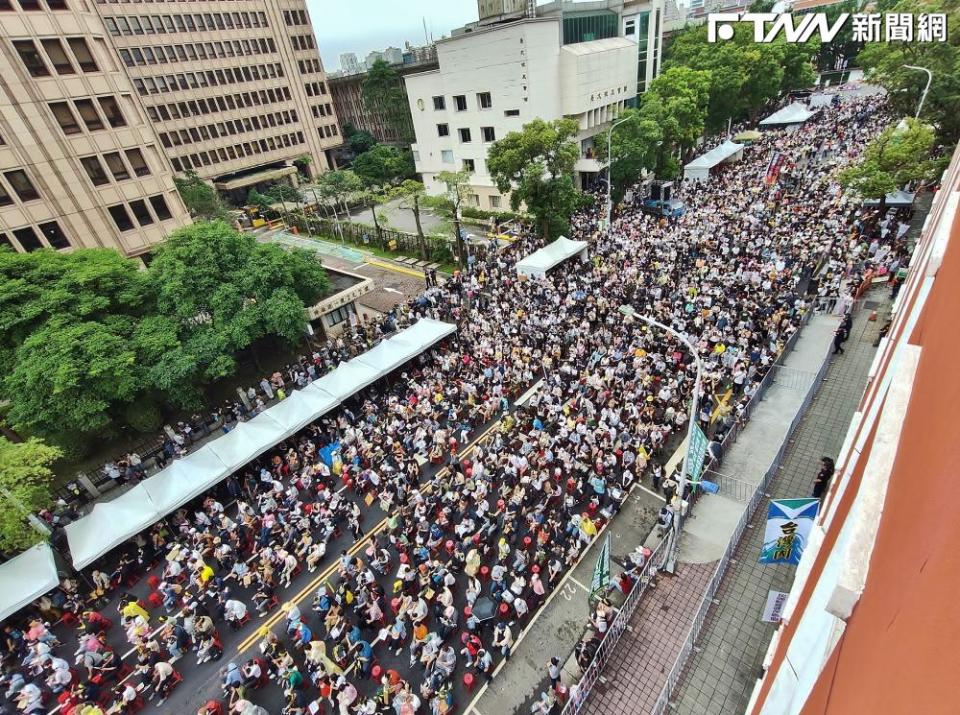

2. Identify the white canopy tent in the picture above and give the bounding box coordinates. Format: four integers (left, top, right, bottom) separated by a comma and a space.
864, 190, 915, 208
759, 102, 815, 129
0, 543, 60, 621
515, 236, 589, 278
140, 446, 230, 514
683, 140, 745, 182
65, 487, 164, 570
64, 319, 456, 569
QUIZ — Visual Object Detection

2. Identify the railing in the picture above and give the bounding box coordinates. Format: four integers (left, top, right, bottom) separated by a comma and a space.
769, 364, 819, 392
649, 325, 833, 715
562, 537, 671, 715
701, 469, 754, 502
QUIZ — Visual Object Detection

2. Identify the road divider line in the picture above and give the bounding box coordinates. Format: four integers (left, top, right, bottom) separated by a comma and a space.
236, 419, 501, 652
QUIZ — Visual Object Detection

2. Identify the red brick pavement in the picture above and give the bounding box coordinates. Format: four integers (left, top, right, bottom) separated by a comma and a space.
584, 561, 717, 715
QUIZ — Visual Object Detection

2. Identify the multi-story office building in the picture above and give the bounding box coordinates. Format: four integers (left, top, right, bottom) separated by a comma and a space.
94, 0, 343, 204
0, 0, 190, 257
406, 0, 662, 207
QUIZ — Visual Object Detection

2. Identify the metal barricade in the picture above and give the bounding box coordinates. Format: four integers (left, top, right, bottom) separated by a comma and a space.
562, 537, 671, 715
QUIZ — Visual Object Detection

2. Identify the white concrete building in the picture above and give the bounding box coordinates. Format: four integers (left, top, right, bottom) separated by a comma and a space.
340, 52, 361, 74
405, 16, 645, 208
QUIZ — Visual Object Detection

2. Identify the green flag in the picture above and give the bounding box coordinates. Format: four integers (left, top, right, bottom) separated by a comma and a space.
590, 534, 611, 598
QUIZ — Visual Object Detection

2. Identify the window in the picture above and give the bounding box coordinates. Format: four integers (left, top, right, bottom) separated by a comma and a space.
13, 40, 49, 77
49, 102, 81, 134
47, 0, 67, 9
4, 170, 40, 201
74, 99, 103, 131
68, 38, 98, 72
437, 123, 449, 138
103, 152, 130, 181
477, 92, 492, 109
504, 109, 520, 117
462, 159, 475, 172
38, 221, 70, 249
326, 304, 353, 327
482, 126, 496, 142
98, 96, 126, 127
489, 195, 501, 208
18, 0, 41, 10
129, 199, 154, 226
458, 128, 471, 143
432, 95, 445, 111
108, 204, 134, 232
149, 195, 172, 221
0, 182, 12, 207
13, 227, 42, 252
40, 39, 74, 74
0, 233, 11, 251
453, 95, 467, 111
80, 156, 109, 185
441, 150, 454, 164
120, 148, 149, 178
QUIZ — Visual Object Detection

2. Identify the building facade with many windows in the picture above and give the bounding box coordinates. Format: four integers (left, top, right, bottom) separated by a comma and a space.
95, 0, 342, 204
405, 9, 648, 208
0, 0, 189, 256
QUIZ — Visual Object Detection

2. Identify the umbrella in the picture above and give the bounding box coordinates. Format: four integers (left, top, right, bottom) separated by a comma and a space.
472, 596, 496, 623
735, 130, 762, 143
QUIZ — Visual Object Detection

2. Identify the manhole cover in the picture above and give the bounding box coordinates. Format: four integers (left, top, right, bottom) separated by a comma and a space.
864, 300, 879, 310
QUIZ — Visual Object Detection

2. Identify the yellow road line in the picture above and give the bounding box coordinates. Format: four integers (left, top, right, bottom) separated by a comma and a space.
236, 419, 501, 652
363, 257, 427, 279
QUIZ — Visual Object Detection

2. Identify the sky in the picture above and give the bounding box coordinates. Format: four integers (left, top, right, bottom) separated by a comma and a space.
308, 0, 479, 71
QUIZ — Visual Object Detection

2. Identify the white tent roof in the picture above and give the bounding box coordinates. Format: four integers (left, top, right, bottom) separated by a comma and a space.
516, 236, 589, 278
140, 446, 229, 514
0, 543, 60, 621
64, 318, 455, 568
311, 361, 383, 401
685, 140, 744, 170
759, 102, 815, 127
65, 487, 163, 569
864, 189, 915, 208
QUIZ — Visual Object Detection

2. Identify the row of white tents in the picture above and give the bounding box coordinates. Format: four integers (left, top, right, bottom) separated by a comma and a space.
683, 101, 820, 182
0, 318, 456, 622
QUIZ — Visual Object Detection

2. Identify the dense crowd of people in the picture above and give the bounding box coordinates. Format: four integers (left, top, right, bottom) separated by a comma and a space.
2, 93, 912, 715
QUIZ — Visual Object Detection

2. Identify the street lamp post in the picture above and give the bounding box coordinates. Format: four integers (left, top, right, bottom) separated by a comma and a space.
902, 65, 932, 118
605, 115, 639, 234
619, 305, 704, 573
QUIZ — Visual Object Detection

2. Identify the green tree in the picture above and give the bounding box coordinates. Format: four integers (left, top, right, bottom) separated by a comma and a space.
486, 118, 582, 239
5, 318, 143, 439
361, 59, 414, 142
391, 180, 430, 258
423, 170, 473, 268
0, 437, 60, 552
638, 67, 712, 175
348, 130, 378, 155
593, 109, 664, 202
144, 221, 330, 406
858, 0, 960, 143
838, 118, 939, 210
351, 145, 416, 187
174, 170, 228, 220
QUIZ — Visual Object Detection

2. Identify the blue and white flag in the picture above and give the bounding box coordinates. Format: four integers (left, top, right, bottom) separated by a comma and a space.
759, 498, 820, 565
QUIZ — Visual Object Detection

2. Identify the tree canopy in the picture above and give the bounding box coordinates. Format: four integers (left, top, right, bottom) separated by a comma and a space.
0, 437, 59, 552
0, 222, 331, 447
144, 221, 330, 405
486, 118, 583, 238
362, 60, 414, 143
351, 145, 416, 187
838, 118, 940, 201
857, 0, 960, 144
174, 170, 229, 220
594, 108, 664, 202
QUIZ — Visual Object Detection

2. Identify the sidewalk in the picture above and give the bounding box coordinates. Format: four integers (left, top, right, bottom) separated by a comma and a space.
576, 306, 841, 715
671, 298, 887, 715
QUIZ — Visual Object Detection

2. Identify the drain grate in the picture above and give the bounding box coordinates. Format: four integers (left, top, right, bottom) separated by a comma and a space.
864, 300, 879, 310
